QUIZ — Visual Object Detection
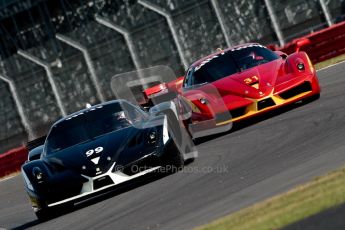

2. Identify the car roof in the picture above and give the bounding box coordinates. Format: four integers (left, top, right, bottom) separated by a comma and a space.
190, 43, 266, 69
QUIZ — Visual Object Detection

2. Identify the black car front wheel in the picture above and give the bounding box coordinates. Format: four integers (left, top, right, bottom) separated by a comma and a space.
163, 140, 184, 171
159, 106, 196, 172
34, 200, 73, 221
35, 207, 53, 221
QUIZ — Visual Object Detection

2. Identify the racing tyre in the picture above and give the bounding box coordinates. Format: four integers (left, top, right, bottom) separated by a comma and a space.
35, 207, 53, 221
165, 108, 195, 160
162, 112, 185, 172
164, 139, 184, 171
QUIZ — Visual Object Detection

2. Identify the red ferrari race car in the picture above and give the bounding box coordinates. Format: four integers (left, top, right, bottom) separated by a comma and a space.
142, 43, 321, 138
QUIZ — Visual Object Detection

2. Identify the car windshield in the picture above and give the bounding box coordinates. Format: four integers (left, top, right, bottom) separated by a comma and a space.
46, 102, 144, 153
184, 45, 280, 87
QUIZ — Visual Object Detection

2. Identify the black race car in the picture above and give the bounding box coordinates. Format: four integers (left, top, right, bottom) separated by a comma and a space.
22, 99, 195, 220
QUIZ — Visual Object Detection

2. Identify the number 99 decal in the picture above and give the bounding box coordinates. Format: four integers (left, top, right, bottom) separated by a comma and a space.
85, 147, 104, 157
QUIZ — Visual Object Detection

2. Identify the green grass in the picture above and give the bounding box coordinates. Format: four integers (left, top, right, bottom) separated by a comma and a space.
315, 53, 345, 70
195, 167, 345, 230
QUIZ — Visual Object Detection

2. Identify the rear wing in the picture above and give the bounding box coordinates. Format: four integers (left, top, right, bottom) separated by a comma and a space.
141, 76, 185, 109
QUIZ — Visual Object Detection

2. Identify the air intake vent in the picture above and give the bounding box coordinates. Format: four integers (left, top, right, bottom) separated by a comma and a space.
257, 98, 276, 110
216, 107, 247, 122
279, 82, 312, 99
93, 176, 113, 190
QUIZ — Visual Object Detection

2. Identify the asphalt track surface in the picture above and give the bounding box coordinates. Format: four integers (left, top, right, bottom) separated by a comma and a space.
1, 62, 345, 230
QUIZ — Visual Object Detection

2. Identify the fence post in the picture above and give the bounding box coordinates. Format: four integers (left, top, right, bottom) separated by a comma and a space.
17, 50, 67, 116
0, 74, 34, 139
56, 33, 105, 102
263, 0, 285, 46
138, 0, 189, 70
95, 16, 141, 71
210, 0, 232, 48
319, 0, 333, 26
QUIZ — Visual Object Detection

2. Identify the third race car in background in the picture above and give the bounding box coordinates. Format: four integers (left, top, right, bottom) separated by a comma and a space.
141, 43, 321, 138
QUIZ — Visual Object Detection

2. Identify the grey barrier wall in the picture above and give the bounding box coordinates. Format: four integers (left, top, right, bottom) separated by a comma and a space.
272, 0, 326, 41
103, 2, 184, 75
66, 21, 137, 101
0, 80, 26, 151
327, 0, 345, 23
8, 56, 60, 130
47, 42, 100, 114
0, 0, 343, 153
157, 0, 228, 65
215, 0, 277, 45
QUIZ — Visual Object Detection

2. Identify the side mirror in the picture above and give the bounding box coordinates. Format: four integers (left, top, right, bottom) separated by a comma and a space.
274, 51, 288, 59
149, 101, 177, 117
148, 106, 157, 115
149, 103, 166, 116
28, 145, 44, 162
295, 38, 311, 52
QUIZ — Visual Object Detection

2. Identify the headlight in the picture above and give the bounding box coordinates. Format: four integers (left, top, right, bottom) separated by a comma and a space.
199, 98, 208, 105
297, 63, 305, 71
148, 131, 157, 143
149, 132, 156, 140
32, 167, 44, 182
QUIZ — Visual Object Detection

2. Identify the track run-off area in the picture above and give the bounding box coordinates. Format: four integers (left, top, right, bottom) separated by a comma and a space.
1, 62, 345, 230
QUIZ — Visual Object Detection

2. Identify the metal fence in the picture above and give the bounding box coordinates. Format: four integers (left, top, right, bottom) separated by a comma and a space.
0, 0, 344, 153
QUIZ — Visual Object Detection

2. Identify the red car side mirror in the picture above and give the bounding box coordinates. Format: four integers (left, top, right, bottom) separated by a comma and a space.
295, 38, 311, 52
